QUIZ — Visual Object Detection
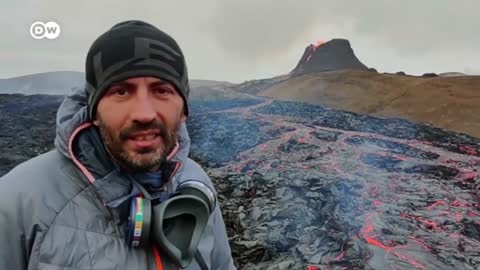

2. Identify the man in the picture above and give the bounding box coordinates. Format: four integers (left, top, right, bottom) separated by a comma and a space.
0, 20, 236, 269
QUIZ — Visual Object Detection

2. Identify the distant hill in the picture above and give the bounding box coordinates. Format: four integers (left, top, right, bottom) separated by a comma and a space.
439, 72, 467, 77
0, 71, 232, 96
0, 71, 84, 95
254, 70, 480, 138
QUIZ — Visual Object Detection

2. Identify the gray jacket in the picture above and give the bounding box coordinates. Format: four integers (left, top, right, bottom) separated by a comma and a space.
0, 87, 236, 270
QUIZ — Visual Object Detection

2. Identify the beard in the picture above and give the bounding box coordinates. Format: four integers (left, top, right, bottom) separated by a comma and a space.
96, 117, 181, 172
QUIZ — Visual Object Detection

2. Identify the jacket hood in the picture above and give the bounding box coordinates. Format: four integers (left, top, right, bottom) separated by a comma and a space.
53, 86, 191, 206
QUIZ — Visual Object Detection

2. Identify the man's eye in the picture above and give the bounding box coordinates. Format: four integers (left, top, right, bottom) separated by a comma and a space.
113, 88, 129, 96
155, 88, 171, 94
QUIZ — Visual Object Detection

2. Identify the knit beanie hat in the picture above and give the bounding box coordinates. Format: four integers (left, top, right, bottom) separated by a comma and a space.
85, 20, 190, 120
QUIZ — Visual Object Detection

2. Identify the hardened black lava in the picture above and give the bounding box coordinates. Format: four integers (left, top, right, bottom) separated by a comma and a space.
253, 100, 480, 157
1, 94, 479, 270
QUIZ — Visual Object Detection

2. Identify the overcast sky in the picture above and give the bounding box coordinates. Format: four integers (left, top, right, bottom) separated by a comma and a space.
1, 0, 479, 83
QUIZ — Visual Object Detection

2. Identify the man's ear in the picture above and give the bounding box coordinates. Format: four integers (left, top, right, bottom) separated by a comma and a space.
93, 119, 99, 126
181, 114, 187, 123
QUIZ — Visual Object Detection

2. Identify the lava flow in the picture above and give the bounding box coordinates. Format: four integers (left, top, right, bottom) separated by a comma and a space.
305, 40, 325, 62
190, 98, 480, 270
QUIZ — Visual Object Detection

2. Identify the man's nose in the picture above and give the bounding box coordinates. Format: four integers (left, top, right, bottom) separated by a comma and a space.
130, 92, 157, 122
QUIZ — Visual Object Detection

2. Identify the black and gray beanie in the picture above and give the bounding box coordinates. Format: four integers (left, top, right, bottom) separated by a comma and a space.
85, 20, 190, 120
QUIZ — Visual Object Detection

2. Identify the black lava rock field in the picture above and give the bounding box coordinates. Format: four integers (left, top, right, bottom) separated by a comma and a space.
1, 93, 479, 270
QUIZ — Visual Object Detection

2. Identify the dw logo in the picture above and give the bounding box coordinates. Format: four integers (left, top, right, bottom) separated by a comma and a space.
30, 21, 61, 40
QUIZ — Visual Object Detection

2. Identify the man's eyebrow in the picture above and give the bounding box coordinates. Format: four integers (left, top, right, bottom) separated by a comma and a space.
108, 81, 135, 88
109, 81, 172, 88
149, 81, 173, 88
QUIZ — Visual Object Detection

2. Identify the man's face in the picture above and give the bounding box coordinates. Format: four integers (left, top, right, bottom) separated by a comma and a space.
94, 76, 186, 172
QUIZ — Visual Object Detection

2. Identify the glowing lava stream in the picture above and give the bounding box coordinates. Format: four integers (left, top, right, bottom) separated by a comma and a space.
208, 96, 480, 268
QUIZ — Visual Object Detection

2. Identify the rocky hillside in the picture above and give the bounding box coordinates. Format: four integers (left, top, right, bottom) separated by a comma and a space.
227, 39, 480, 139
255, 70, 480, 138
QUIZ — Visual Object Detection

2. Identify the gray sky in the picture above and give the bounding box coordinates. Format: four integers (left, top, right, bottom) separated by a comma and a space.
1, 0, 479, 83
